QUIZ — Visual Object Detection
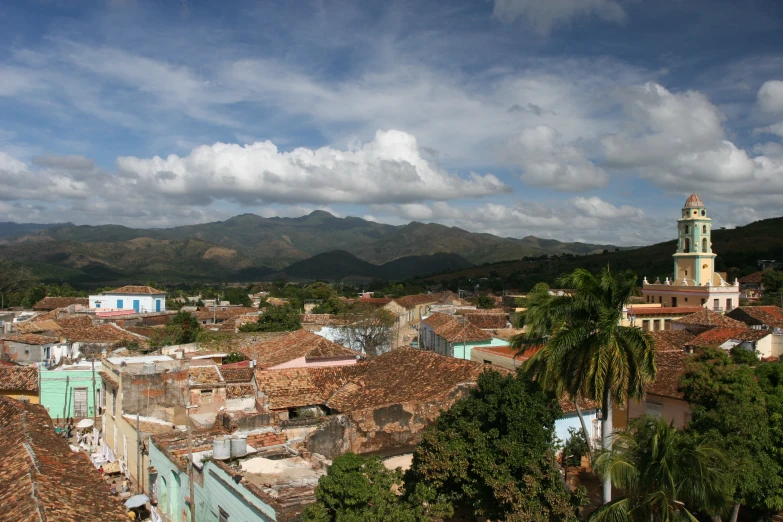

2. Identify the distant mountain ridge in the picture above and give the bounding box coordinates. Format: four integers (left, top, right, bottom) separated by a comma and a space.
0, 211, 624, 284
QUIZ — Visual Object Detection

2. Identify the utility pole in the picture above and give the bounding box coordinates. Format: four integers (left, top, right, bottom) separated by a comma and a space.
91, 352, 97, 424
136, 395, 142, 494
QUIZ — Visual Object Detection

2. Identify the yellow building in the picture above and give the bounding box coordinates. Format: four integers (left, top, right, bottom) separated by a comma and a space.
0, 365, 40, 404
642, 194, 740, 313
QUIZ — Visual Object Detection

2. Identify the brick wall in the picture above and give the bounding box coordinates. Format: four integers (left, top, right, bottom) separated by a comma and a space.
246, 432, 286, 448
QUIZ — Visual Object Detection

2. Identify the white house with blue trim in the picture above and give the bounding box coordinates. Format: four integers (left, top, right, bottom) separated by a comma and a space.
89, 285, 167, 313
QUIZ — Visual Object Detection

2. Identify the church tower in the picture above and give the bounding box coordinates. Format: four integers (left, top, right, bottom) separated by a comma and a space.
673, 194, 715, 286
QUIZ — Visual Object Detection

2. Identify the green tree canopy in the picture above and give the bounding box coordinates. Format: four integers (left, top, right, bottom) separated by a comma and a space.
303, 453, 451, 522
680, 348, 783, 518
474, 294, 496, 309
240, 304, 302, 332
170, 310, 201, 343
222, 287, 252, 307
592, 416, 730, 522
404, 370, 581, 521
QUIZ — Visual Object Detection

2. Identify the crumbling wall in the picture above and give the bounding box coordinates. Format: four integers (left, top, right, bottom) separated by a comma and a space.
122, 369, 189, 417
305, 415, 352, 459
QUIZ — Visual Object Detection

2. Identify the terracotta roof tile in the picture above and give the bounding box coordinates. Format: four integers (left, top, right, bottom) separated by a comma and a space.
122, 415, 177, 435
239, 329, 359, 369
433, 318, 493, 342
390, 295, 437, 309
422, 312, 455, 329
32, 297, 89, 311
674, 309, 746, 328
728, 306, 783, 329
255, 368, 327, 409
226, 383, 257, 399
0, 366, 38, 392
357, 297, 393, 306
14, 319, 62, 334
738, 271, 765, 284
99, 371, 119, 389
4, 334, 59, 345
188, 365, 224, 386
472, 345, 540, 361
463, 312, 508, 329
105, 285, 165, 295
220, 367, 255, 383
647, 351, 688, 399
649, 330, 695, 352
687, 327, 770, 348
0, 396, 128, 521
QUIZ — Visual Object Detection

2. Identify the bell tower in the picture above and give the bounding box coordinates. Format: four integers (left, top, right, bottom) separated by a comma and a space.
673, 194, 715, 286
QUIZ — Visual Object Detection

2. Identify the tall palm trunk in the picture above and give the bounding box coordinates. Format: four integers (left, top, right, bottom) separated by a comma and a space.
728, 503, 740, 522
602, 386, 613, 504
574, 399, 594, 465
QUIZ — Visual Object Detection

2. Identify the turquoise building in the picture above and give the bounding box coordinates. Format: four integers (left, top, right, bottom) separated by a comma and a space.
40, 362, 101, 421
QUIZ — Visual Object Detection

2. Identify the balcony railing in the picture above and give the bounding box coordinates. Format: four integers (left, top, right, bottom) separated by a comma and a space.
712, 307, 724, 312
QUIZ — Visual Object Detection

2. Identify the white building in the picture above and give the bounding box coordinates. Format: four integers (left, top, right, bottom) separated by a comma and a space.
89, 285, 167, 313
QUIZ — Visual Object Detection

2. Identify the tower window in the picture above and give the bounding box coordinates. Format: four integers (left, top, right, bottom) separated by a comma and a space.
684, 225, 689, 234
702, 238, 707, 252
684, 238, 690, 253
702, 264, 708, 270
701, 210, 706, 216
702, 225, 706, 233
693, 210, 698, 216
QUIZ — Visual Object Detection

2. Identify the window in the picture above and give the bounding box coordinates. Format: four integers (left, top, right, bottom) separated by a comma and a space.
653, 319, 661, 332
483, 360, 492, 365
701, 210, 706, 216
684, 238, 690, 253
726, 299, 733, 310
218, 507, 230, 522
684, 297, 688, 302
702, 238, 707, 253
702, 224, 707, 233
658, 296, 662, 304
664, 319, 672, 331
701, 298, 706, 305
672, 297, 678, 307
713, 298, 720, 311
642, 320, 650, 331
645, 402, 663, 417
684, 225, 689, 234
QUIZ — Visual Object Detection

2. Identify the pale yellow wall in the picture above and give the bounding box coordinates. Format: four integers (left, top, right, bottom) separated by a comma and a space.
625, 395, 691, 429
1, 391, 40, 404
675, 258, 695, 282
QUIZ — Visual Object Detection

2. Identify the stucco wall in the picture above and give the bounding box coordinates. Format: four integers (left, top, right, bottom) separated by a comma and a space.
41, 369, 99, 420
90, 294, 166, 313
624, 395, 691, 429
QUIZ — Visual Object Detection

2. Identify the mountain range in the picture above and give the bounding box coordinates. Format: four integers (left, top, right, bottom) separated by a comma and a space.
0, 211, 621, 285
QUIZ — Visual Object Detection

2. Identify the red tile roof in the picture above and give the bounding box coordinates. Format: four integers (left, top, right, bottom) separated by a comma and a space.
422, 312, 455, 329
105, 285, 165, 295
32, 297, 89, 311
4, 334, 59, 345
0, 366, 38, 392
358, 297, 393, 306
433, 318, 493, 343
256, 368, 327, 409
390, 294, 437, 309
674, 309, 746, 328
239, 329, 359, 369
728, 306, 783, 329
0, 396, 128, 521
463, 313, 508, 329
628, 306, 703, 316
220, 367, 255, 383
687, 327, 770, 348
684, 193, 704, 208
647, 350, 688, 399
472, 345, 540, 361
738, 271, 765, 284
650, 330, 695, 352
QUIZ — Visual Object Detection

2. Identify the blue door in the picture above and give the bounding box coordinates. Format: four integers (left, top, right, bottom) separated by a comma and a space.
133, 300, 140, 313
155, 300, 161, 312
117, 299, 123, 309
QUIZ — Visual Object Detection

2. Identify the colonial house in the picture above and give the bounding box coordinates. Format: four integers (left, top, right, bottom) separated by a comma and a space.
383, 294, 438, 326
671, 308, 746, 335
420, 312, 510, 361
641, 194, 740, 313
623, 305, 703, 331
738, 271, 766, 300
1, 333, 69, 366
683, 327, 782, 359
0, 365, 39, 403
239, 329, 361, 370
0, 395, 128, 521
40, 361, 101, 420
89, 285, 167, 313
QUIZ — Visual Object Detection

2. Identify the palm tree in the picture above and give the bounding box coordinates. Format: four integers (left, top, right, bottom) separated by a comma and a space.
591, 416, 730, 521
513, 267, 656, 503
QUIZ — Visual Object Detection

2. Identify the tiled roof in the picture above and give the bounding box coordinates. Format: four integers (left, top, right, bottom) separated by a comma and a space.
4, 334, 58, 345
357, 297, 393, 306
239, 329, 359, 369
299, 314, 350, 325
463, 313, 508, 329
32, 297, 89, 311
59, 323, 143, 344
99, 371, 119, 389
257, 348, 493, 413
684, 193, 704, 208
628, 306, 703, 316
490, 328, 526, 341
0, 396, 128, 521
650, 330, 695, 352
220, 367, 255, 383
674, 309, 746, 328
422, 312, 455, 329
472, 345, 540, 362
226, 384, 257, 399
188, 365, 224, 386
729, 306, 783, 329
433, 318, 493, 343
390, 294, 437, 309
739, 271, 765, 284
647, 350, 688, 399
256, 368, 327, 409
13, 319, 62, 334
687, 327, 770, 348
0, 366, 39, 392
105, 285, 165, 295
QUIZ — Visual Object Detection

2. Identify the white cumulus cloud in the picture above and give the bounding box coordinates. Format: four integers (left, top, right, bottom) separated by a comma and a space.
503, 125, 609, 191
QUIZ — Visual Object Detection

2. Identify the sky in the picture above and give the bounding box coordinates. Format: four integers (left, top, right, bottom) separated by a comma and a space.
1, 0, 782, 246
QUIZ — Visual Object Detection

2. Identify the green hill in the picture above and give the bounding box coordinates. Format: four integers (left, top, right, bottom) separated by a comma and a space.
413, 216, 783, 291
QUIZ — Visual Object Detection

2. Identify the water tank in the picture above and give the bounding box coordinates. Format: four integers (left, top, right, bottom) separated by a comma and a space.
230, 435, 247, 458
212, 437, 231, 460
142, 362, 156, 375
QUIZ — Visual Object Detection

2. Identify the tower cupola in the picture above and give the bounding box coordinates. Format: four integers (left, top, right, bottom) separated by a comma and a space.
674, 194, 714, 285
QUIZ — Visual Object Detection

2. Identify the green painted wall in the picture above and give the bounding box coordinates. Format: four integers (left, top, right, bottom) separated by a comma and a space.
40, 369, 100, 421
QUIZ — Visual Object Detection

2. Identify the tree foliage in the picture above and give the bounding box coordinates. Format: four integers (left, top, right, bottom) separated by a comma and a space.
240, 304, 302, 332
475, 294, 496, 309
303, 453, 451, 522
561, 427, 589, 468
592, 416, 730, 522
404, 370, 582, 521
335, 305, 395, 357
222, 287, 252, 307
680, 348, 783, 516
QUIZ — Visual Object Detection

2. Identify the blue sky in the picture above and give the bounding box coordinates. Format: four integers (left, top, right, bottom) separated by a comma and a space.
1, 0, 782, 246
